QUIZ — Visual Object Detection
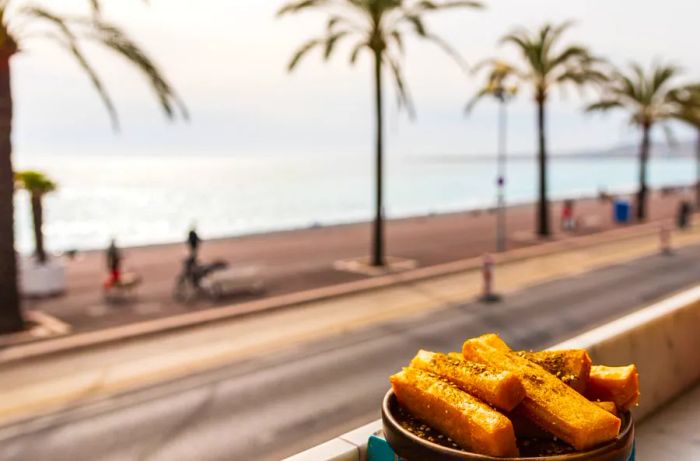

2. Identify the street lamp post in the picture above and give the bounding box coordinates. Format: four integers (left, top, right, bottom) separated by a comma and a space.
467, 61, 517, 252
496, 96, 508, 252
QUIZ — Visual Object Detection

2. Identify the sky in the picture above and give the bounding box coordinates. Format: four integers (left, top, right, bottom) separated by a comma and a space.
10, 0, 700, 161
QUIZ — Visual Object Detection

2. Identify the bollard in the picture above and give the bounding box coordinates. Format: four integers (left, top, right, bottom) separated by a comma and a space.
479, 253, 502, 303
659, 225, 673, 256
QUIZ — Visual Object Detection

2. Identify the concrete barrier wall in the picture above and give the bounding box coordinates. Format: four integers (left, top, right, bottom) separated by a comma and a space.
284, 284, 700, 461
555, 284, 700, 420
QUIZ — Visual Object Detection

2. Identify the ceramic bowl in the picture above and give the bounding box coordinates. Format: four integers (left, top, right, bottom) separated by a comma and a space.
382, 390, 634, 461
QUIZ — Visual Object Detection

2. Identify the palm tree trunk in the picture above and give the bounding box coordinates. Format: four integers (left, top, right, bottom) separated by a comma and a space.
696, 129, 700, 210
31, 192, 46, 264
371, 49, 384, 266
636, 122, 651, 221
0, 47, 23, 333
536, 94, 550, 237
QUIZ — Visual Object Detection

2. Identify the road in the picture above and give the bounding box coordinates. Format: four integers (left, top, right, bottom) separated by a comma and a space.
1, 244, 699, 461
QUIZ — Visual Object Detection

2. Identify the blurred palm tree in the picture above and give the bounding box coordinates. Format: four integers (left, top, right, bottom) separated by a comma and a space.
669, 84, 700, 209
466, 60, 518, 252
0, 0, 187, 333
492, 22, 604, 237
15, 170, 56, 265
278, 0, 483, 267
587, 62, 688, 221
467, 60, 519, 110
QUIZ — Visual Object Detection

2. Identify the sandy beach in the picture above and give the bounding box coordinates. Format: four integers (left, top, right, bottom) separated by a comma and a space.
24, 189, 693, 333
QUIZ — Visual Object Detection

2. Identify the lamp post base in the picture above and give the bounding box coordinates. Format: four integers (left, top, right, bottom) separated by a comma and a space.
479, 293, 502, 303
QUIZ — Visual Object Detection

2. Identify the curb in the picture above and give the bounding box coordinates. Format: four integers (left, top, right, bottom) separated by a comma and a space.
0, 217, 693, 366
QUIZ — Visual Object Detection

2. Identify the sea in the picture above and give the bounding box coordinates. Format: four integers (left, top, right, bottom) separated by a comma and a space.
12, 152, 696, 254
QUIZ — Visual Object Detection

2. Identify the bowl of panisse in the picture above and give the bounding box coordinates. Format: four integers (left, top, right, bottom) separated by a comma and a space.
383, 334, 638, 460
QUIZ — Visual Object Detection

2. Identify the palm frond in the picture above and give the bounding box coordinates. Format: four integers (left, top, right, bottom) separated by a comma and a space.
465, 87, 491, 113
89, 0, 150, 16
501, 29, 544, 77
650, 62, 680, 95
349, 40, 367, 65
669, 83, 700, 128
499, 21, 604, 103
499, 28, 530, 52
323, 30, 352, 59
277, 0, 332, 16
15, 170, 57, 195
675, 108, 700, 129
89, 0, 101, 14
385, 53, 415, 118
548, 45, 589, 69
556, 68, 607, 86
422, 32, 468, 73
88, 20, 187, 120
590, 61, 690, 130
412, 1, 483, 12
287, 38, 321, 70
279, 0, 481, 118
21, 7, 119, 128
466, 58, 519, 114
390, 30, 404, 54
403, 14, 427, 35
585, 100, 623, 113
471, 58, 525, 78
543, 20, 575, 52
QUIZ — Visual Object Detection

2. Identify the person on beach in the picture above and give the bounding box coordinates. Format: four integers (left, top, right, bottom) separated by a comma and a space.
187, 226, 201, 258
105, 239, 122, 288
677, 200, 692, 229
561, 200, 576, 231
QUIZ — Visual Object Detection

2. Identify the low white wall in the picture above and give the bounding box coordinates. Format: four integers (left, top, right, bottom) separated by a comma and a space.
284, 284, 700, 461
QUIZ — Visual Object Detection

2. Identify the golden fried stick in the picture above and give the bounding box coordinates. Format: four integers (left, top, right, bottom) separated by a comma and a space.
586, 365, 640, 410
592, 401, 619, 416
472, 335, 593, 393
477, 333, 511, 350
476, 336, 636, 409
519, 350, 592, 393
509, 401, 616, 438
411, 350, 525, 411
390, 367, 519, 458
462, 335, 621, 451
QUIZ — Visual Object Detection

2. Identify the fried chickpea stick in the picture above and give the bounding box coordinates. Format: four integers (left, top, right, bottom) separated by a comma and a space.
473, 334, 593, 394
509, 400, 618, 438
586, 365, 640, 410
462, 334, 621, 451
593, 401, 619, 416
411, 350, 525, 411
522, 353, 638, 410
519, 350, 592, 394
390, 367, 519, 458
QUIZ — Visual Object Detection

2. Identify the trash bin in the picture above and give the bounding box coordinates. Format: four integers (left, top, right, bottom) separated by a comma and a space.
614, 200, 631, 224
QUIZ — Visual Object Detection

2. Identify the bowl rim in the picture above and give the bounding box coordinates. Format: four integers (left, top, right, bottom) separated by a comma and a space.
382, 389, 634, 461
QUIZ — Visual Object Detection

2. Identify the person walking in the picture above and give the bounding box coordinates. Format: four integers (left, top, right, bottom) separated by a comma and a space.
187, 226, 201, 259
105, 239, 122, 289
677, 200, 692, 229
561, 200, 576, 232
